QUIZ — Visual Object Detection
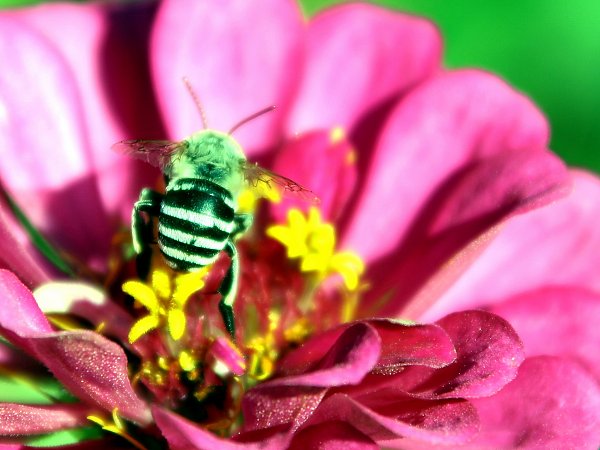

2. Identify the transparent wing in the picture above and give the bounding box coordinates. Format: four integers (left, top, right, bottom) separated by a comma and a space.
112, 140, 187, 171
243, 162, 320, 204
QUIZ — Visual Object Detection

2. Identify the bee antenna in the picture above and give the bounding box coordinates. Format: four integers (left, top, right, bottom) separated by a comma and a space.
228, 105, 276, 135
182, 77, 208, 129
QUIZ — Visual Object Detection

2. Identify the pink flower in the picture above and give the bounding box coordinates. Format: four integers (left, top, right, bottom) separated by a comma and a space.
0, 1, 599, 449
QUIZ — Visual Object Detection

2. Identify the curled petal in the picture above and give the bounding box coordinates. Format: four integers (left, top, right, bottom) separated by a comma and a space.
153, 407, 291, 450
286, 3, 441, 133
152, 0, 303, 153
0, 403, 90, 435
473, 356, 600, 449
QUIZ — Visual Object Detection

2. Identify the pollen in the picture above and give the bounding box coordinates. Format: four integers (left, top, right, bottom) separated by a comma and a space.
330, 126, 346, 144
266, 207, 364, 291
123, 263, 208, 343
237, 183, 281, 214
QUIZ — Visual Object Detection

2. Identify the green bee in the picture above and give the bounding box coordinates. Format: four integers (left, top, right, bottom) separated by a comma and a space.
114, 81, 317, 337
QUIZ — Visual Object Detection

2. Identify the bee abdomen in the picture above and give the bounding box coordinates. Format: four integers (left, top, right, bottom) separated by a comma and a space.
158, 178, 235, 271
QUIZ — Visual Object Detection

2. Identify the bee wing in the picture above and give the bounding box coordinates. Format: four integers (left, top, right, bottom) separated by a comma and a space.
112, 139, 187, 170
242, 162, 320, 204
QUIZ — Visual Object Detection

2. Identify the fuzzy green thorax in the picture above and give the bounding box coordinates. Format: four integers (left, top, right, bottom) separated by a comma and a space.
167, 130, 247, 197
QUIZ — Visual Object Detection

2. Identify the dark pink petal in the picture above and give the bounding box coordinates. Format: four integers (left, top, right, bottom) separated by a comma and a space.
0, 403, 90, 435
242, 386, 327, 433
26, 332, 149, 425
430, 311, 524, 398
425, 170, 600, 320
305, 393, 478, 446
472, 356, 600, 449
490, 287, 600, 381
289, 421, 377, 450
270, 131, 357, 222
0, 272, 149, 424
152, 0, 303, 154
342, 70, 550, 266
267, 322, 380, 387
286, 3, 441, 134
0, 15, 111, 266
153, 407, 291, 450
10, 2, 161, 224
370, 320, 456, 371
361, 147, 569, 319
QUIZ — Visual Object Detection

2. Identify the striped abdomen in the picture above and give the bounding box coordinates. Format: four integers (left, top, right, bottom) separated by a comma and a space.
158, 178, 235, 271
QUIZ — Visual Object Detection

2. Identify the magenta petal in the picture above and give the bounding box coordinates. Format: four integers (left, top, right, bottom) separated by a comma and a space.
0, 15, 111, 265
342, 70, 550, 265
430, 311, 524, 398
361, 147, 569, 319
28, 331, 150, 425
289, 421, 377, 450
286, 3, 441, 134
152, 0, 302, 154
490, 287, 600, 381
0, 403, 90, 435
305, 393, 478, 446
271, 322, 381, 387
473, 356, 600, 449
153, 407, 291, 450
427, 170, 600, 319
270, 131, 357, 222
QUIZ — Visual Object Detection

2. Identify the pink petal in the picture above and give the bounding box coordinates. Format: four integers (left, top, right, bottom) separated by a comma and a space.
0, 272, 149, 424
153, 407, 291, 450
270, 131, 357, 222
425, 169, 600, 320
0, 15, 111, 266
209, 337, 245, 376
289, 421, 377, 450
472, 356, 600, 449
10, 2, 161, 224
0, 403, 90, 435
267, 322, 381, 387
342, 70, 550, 265
490, 286, 600, 381
286, 3, 441, 134
151, 0, 303, 154
0, 196, 54, 287
304, 393, 478, 446
27, 331, 150, 425
360, 148, 569, 319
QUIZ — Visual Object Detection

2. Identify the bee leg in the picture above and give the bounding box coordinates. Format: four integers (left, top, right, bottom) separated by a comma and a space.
218, 240, 239, 337
231, 213, 253, 240
132, 189, 163, 279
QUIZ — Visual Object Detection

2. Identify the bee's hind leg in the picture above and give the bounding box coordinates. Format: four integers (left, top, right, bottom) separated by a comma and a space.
132, 188, 163, 279
218, 240, 239, 337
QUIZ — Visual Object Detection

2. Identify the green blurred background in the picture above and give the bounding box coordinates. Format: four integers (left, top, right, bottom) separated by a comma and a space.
2, 0, 598, 172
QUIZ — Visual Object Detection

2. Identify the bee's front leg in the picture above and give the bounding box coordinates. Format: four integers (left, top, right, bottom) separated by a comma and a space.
218, 240, 239, 337
132, 188, 163, 278
231, 213, 253, 240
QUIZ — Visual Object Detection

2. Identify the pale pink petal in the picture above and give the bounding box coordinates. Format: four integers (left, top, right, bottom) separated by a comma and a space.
0, 403, 90, 435
472, 356, 600, 449
425, 170, 600, 320
270, 131, 357, 222
342, 70, 550, 265
305, 393, 478, 446
0, 15, 111, 266
10, 2, 161, 224
286, 3, 441, 134
289, 421, 377, 450
153, 407, 291, 450
152, 0, 303, 154
209, 337, 245, 376
360, 148, 568, 318
490, 287, 600, 380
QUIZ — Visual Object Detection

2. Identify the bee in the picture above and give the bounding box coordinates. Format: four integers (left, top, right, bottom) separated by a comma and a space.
114, 80, 317, 337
